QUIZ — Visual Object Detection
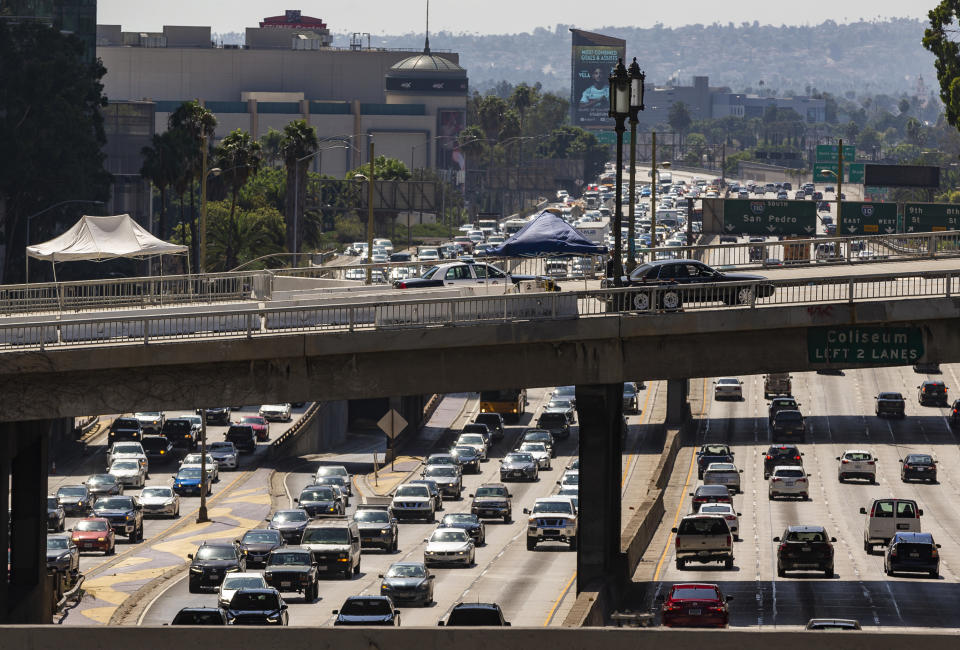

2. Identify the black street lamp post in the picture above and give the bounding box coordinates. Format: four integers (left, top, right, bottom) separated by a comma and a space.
626, 58, 645, 273
608, 59, 630, 286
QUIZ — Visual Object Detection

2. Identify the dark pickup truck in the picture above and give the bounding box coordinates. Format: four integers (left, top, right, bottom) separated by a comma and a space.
697, 444, 735, 480
394, 262, 558, 291
775, 525, 835, 577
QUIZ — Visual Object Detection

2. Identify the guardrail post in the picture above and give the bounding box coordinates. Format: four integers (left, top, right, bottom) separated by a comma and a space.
143, 319, 149, 344
348, 307, 354, 332
246, 313, 253, 339
948, 273, 953, 299
848, 278, 855, 303
930, 234, 937, 258
551, 292, 557, 319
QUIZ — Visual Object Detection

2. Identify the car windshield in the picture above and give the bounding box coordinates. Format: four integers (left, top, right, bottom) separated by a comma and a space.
519, 443, 546, 453
209, 442, 233, 452
773, 400, 797, 408
458, 434, 485, 445
178, 468, 202, 478
427, 456, 454, 465
301, 528, 350, 544
451, 446, 476, 457
844, 453, 871, 461
240, 417, 265, 425
268, 551, 311, 565
300, 488, 335, 501
506, 453, 534, 463
196, 546, 237, 561
707, 464, 735, 472
222, 576, 264, 590
230, 592, 280, 610
699, 505, 732, 514
560, 474, 578, 485
672, 587, 720, 601
702, 445, 729, 455
111, 461, 138, 471
678, 518, 728, 535
443, 514, 478, 525
340, 598, 393, 616
87, 475, 115, 485
386, 564, 425, 578
533, 502, 573, 514
273, 510, 307, 523
58, 486, 86, 497
96, 497, 132, 509
47, 537, 70, 549
431, 530, 468, 543
547, 400, 572, 409
47, 497, 59, 509
316, 466, 348, 477
354, 510, 389, 523
906, 455, 933, 464
141, 487, 172, 498
76, 520, 108, 531
395, 485, 429, 498
785, 530, 826, 542
776, 469, 805, 477
475, 487, 506, 498
718, 378, 739, 385
425, 466, 457, 477
242, 530, 280, 544
113, 444, 141, 454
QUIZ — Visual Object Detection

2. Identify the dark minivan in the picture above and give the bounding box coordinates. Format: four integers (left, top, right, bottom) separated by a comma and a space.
109, 417, 143, 443
225, 425, 257, 453
140, 435, 174, 463
884, 532, 940, 577
473, 413, 505, 442
536, 412, 570, 440
162, 418, 197, 450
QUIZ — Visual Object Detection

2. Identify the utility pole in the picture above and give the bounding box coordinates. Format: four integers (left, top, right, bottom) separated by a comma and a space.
366, 141, 375, 284
650, 132, 657, 264
196, 411, 209, 523
836, 137, 844, 236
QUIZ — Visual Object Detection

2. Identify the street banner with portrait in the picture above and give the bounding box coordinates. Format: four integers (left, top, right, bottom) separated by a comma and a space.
570, 29, 626, 128
437, 109, 466, 172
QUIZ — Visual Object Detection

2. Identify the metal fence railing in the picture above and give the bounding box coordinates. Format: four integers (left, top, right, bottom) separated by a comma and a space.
0, 268, 955, 353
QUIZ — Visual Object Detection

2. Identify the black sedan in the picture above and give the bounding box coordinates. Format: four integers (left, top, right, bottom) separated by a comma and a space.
85, 474, 124, 497
188, 542, 246, 593
605, 259, 774, 311
227, 588, 289, 626
238, 529, 285, 568
379, 562, 435, 607
333, 596, 401, 626
499, 452, 539, 482
438, 513, 486, 546
876, 392, 906, 418
268, 509, 311, 544
901, 454, 937, 483
449, 445, 481, 474
47, 496, 66, 532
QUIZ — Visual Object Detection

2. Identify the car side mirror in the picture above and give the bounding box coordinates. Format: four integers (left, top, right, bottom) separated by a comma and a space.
506, 493, 512, 498
830, 537, 837, 543
293, 498, 299, 503
919, 509, 924, 516
280, 604, 288, 611
468, 494, 474, 498
835, 457, 841, 461
899, 459, 904, 463
936, 544, 942, 548
671, 527, 678, 533
378, 574, 384, 578
726, 596, 734, 602
171, 475, 176, 479
522, 508, 530, 514
737, 512, 742, 517
859, 507, 867, 514
688, 492, 694, 496
807, 473, 811, 477
187, 553, 193, 559
739, 469, 743, 473
331, 610, 338, 615
437, 621, 445, 627
773, 536, 780, 542
422, 538, 429, 543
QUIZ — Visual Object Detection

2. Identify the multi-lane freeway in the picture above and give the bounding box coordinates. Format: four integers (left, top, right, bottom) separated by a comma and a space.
634, 365, 960, 629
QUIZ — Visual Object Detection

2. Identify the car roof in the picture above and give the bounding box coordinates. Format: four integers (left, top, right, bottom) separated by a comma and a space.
696, 485, 730, 493
772, 465, 805, 471
786, 525, 826, 533
451, 602, 501, 611
842, 449, 872, 454
892, 532, 934, 543
478, 483, 508, 489
768, 444, 800, 451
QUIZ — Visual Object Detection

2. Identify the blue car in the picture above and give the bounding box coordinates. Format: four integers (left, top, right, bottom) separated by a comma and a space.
172, 467, 211, 496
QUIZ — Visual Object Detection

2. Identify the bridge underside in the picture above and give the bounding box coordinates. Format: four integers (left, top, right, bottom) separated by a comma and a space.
1, 298, 959, 422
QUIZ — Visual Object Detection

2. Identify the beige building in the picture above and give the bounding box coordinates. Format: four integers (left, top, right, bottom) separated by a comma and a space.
96, 21, 469, 179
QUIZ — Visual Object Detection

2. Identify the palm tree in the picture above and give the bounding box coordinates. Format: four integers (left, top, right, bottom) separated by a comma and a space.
139, 131, 181, 240
278, 120, 318, 255
206, 203, 285, 272
213, 129, 263, 223
168, 101, 217, 266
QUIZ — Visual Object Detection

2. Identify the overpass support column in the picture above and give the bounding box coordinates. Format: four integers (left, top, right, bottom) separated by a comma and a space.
666, 379, 690, 425
0, 420, 51, 623
574, 384, 624, 596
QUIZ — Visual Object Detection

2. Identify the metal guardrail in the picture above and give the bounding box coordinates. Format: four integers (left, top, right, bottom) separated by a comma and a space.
0, 270, 270, 316
0, 268, 956, 352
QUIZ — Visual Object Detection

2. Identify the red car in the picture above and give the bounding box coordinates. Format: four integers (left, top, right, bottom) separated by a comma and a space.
660, 583, 732, 627
239, 416, 270, 442
71, 517, 116, 555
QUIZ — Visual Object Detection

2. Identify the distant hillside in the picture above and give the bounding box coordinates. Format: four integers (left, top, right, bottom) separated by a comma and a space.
314, 18, 934, 97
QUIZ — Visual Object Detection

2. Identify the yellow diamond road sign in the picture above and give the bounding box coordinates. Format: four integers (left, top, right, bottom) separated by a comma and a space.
377, 409, 408, 439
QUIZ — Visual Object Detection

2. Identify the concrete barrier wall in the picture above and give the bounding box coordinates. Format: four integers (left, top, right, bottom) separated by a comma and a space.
281, 400, 349, 458
3, 627, 958, 649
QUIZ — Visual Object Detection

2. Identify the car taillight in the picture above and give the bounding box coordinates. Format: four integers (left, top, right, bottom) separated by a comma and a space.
726, 535, 731, 546
890, 547, 897, 557
866, 461, 875, 465
771, 477, 781, 482
397, 282, 408, 288
932, 547, 939, 558
795, 456, 801, 460
841, 459, 850, 464
797, 478, 807, 483
675, 537, 681, 548
904, 464, 912, 469
725, 515, 735, 521
765, 455, 772, 460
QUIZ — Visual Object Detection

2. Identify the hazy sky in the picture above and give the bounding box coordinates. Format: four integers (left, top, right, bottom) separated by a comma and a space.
98, 1, 927, 35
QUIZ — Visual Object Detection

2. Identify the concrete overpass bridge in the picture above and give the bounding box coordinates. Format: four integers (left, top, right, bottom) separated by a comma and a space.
2, 265, 960, 623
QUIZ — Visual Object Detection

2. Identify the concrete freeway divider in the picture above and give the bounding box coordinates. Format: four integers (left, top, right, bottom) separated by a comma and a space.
5, 627, 959, 648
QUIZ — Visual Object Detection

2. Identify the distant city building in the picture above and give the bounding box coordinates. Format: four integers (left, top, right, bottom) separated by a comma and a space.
1, 0, 97, 61
95, 14, 468, 227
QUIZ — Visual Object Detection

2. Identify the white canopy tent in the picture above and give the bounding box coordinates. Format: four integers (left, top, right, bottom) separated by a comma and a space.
25, 214, 188, 283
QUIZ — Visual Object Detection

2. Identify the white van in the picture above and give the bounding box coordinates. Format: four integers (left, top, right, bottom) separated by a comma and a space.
859, 498, 922, 552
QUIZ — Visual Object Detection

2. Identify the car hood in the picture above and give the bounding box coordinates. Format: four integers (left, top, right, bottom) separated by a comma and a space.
93, 508, 134, 517
265, 564, 311, 573
336, 614, 395, 625
72, 531, 107, 540
502, 461, 535, 470
174, 477, 202, 485
531, 512, 575, 521
210, 450, 236, 458
428, 477, 458, 485
383, 577, 427, 589
271, 521, 307, 530
46, 549, 72, 560
301, 542, 349, 552
392, 496, 430, 504
300, 499, 337, 508
357, 522, 391, 531
242, 542, 279, 553
229, 607, 282, 618
140, 496, 174, 505
473, 496, 507, 504
543, 407, 569, 414
110, 469, 139, 476
426, 541, 471, 552
193, 559, 237, 570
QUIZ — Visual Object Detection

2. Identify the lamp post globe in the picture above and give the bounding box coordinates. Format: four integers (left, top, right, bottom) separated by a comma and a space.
626, 57, 645, 272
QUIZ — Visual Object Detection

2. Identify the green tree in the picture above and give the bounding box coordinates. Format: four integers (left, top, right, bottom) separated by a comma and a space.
213, 129, 263, 224
0, 20, 112, 283
203, 200, 285, 271
259, 128, 285, 167
167, 101, 217, 266
278, 120, 318, 255
898, 97, 912, 115
924, 2, 960, 129
684, 133, 708, 164
536, 126, 608, 180
139, 130, 183, 240
347, 156, 411, 181
525, 92, 569, 135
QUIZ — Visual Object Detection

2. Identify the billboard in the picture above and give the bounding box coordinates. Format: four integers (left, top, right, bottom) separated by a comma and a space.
570, 29, 626, 128
437, 109, 466, 172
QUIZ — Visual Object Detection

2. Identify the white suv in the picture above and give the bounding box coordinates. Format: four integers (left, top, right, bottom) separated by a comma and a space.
836, 450, 876, 483
768, 466, 810, 500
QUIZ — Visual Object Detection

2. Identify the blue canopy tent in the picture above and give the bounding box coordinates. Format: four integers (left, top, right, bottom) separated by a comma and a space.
483, 211, 608, 257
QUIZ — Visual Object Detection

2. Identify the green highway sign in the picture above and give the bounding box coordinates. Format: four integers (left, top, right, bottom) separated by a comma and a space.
813, 162, 864, 183
593, 131, 617, 145
816, 144, 855, 161
903, 202, 960, 232
808, 326, 924, 365
723, 199, 817, 236
839, 202, 898, 235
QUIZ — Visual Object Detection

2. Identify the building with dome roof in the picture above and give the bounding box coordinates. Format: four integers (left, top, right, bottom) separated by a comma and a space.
96, 12, 469, 191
